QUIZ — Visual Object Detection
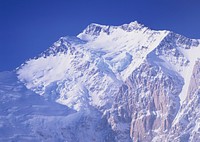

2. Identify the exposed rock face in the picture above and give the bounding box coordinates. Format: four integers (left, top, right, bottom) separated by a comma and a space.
109, 61, 183, 142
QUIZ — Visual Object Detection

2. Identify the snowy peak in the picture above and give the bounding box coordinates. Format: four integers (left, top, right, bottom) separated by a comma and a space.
120, 21, 144, 31
17, 22, 200, 106
77, 21, 145, 41
77, 23, 110, 40
11, 22, 200, 141
17, 22, 170, 93
16, 23, 170, 117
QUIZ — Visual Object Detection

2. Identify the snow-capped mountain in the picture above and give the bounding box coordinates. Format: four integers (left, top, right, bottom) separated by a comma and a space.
1, 21, 200, 141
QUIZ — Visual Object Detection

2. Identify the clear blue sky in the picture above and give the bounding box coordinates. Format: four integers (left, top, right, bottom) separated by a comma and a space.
0, 0, 200, 71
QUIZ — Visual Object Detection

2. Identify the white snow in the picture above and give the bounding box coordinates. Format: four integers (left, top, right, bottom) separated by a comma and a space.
171, 43, 200, 127
79, 23, 169, 80
178, 44, 200, 104
57, 83, 90, 111
17, 53, 71, 93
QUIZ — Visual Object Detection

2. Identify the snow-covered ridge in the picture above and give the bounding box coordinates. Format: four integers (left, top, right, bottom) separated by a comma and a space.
16, 21, 200, 109
78, 21, 146, 41
16, 22, 169, 107
16, 22, 200, 109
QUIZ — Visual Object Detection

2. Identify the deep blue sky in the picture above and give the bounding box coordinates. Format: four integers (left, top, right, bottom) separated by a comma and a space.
0, 0, 200, 71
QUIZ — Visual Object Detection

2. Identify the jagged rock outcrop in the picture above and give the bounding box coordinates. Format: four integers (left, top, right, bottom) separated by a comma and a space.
109, 61, 183, 142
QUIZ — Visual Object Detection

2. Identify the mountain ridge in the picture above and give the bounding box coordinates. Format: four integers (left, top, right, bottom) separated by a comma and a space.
1, 22, 200, 141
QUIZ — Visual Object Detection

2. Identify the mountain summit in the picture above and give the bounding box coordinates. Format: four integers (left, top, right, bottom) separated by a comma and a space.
1, 22, 200, 141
